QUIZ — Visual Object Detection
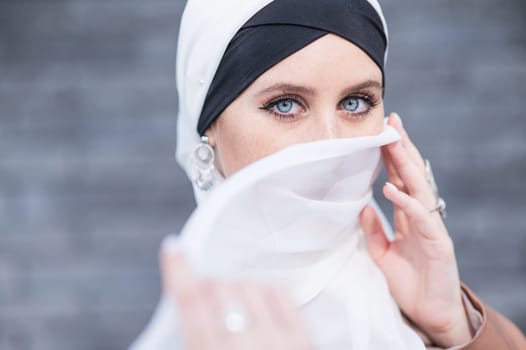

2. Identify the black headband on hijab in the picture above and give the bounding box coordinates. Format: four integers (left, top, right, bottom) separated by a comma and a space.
197, 0, 387, 135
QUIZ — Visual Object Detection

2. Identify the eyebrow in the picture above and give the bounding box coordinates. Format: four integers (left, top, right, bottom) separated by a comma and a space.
255, 80, 383, 97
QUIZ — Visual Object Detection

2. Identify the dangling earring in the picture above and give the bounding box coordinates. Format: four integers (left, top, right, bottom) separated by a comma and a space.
189, 135, 216, 191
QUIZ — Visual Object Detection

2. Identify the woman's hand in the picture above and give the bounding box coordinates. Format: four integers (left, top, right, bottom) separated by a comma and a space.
160, 238, 313, 350
360, 113, 473, 348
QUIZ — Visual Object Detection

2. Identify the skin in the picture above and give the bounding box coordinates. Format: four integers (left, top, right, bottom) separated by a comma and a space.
162, 241, 313, 350
207, 34, 384, 176
162, 33, 472, 348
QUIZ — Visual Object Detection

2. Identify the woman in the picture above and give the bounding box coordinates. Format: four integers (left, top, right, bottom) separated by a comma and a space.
132, 0, 526, 349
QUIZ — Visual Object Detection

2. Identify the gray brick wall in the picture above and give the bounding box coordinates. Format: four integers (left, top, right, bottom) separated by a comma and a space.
0, 0, 524, 349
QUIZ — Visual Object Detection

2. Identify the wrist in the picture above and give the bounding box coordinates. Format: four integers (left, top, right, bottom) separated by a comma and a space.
423, 305, 474, 348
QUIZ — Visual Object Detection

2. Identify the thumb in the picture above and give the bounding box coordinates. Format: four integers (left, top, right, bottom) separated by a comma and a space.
360, 205, 389, 265
159, 235, 197, 305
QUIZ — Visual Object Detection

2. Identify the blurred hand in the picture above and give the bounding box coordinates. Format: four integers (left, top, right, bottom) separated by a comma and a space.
160, 240, 314, 350
360, 113, 473, 347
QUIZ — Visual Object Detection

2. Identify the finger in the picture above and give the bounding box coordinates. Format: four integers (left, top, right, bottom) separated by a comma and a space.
204, 281, 253, 350
387, 113, 425, 171
383, 182, 440, 240
381, 145, 406, 191
160, 237, 197, 305
229, 282, 280, 348
237, 282, 277, 332
216, 281, 311, 350
264, 286, 301, 331
160, 237, 216, 349
263, 286, 313, 350
360, 205, 390, 264
384, 138, 434, 204
200, 279, 236, 342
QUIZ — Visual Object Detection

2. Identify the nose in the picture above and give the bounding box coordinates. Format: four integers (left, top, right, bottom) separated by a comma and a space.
310, 111, 339, 140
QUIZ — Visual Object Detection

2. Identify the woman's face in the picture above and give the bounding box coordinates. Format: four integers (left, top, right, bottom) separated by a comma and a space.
207, 33, 385, 177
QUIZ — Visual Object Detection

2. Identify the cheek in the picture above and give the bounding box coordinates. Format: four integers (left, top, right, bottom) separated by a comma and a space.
213, 102, 386, 177
218, 135, 267, 176
213, 113, 286, 177
347, 104, 385, 136
365, 106, 386, 134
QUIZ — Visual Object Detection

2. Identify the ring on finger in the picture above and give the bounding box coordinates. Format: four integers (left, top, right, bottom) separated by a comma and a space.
425, 159, 447, 219
222, 301, 249, 333
429, 197, 447, 218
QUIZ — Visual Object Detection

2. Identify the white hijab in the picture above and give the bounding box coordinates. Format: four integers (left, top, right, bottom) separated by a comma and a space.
131, 125, 426, 349
175, 0, 388, 192
131, 0, 426, 349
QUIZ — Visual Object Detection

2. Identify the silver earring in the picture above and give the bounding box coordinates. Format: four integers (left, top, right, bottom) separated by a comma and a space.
190, 135, 216, 191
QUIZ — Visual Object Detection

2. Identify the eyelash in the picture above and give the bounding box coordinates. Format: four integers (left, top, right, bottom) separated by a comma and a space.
259, 94, 306, 121
260, 91, 380, 121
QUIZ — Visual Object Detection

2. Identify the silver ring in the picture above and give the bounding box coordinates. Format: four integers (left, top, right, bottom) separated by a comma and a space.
223, 302, 248, 333
425, 159, 447, 219
429, 197, 447, 218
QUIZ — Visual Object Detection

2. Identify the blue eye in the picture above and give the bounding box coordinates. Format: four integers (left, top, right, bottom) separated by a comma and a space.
342, 96, 367, 112
263, 97, 304, 119
276, 99, 294, 113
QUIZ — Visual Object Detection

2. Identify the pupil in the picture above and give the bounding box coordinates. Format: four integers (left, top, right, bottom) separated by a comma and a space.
344, 98, 359, 111
277, 100, 293, 113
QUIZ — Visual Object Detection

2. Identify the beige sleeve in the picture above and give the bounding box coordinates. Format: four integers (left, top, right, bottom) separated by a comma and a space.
409, 284, 526, 350
456, 284, 526, 350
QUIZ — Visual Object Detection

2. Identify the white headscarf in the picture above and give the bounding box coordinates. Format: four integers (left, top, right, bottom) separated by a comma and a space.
131, 125, 426, 350
130, 1, 426, 349
175, 0, 389, 199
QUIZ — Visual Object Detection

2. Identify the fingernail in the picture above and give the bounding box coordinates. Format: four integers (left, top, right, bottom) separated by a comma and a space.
385, 182, 398, 192
161, 234, 182, 255
392, 112, 403, 126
